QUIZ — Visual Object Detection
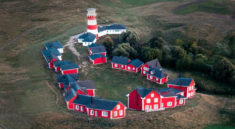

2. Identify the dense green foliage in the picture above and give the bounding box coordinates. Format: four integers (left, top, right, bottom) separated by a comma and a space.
105, 30, 235, 88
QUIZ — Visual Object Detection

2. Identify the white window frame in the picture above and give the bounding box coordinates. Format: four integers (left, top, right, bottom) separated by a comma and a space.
80, 106, 83, 112
154, 98, 158, 103
128, 67, 130, 70
121, 65, 124, 68
75, 105, 79, 110
151, 71, 154, 74
145, 105, 149, 110
117, 105, 120, 109
132, 68, 135, 70
90, 110, 94, 115
151, 93, 154, 97
119, 110, 123, 115
167, 102, 172, 106
179, 100, 183, 104
154, 104, 158, 109
150, 76, 153, 79
115, 64, 117, 67
102, 111, 108, 117
144, 67, 148, 71
147, 99, 151, 103
143, 71, 146, 74
114, 111, 117, 116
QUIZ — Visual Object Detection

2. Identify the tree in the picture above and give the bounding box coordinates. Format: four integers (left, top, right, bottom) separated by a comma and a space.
127, 31, 140, 49
103, 36, 114, 56
212, 57, 234, 82
149, 37, 166, 49
176, 54, 192, 70
112, 43, 137, 59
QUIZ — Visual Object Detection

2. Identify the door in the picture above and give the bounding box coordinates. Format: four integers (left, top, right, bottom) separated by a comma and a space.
95, 111, 97, 117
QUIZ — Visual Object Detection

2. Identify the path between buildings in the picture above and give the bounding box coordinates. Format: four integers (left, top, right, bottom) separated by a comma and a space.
64, 33, 84, 60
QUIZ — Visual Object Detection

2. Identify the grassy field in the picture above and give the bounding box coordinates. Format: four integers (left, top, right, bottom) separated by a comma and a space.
174, 0, 234, 15
0, 0, 235, 128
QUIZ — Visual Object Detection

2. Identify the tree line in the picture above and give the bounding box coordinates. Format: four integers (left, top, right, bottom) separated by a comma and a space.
102, 30, 235, 87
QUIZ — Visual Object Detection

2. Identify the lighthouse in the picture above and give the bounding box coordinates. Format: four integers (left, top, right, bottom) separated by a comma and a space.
87, 8, 98, 39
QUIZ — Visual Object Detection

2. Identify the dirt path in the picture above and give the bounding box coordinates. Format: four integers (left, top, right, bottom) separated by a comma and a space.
63, 33, 85, 60
45, 81, 60, 105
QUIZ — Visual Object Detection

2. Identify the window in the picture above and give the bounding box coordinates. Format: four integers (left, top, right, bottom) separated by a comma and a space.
114, 111, 117, 116
75, 105, 79, 110
179, 100, 183, 104
143, 71, 146, 74
80, 106, 83, 112
144, 67, 148, 71
117, 105, 120, 109
95, 111, 97, 116
189, 87, 191, 90
154, 104, 158, 109
121, 65, 124, 68
147, 99, 151, 103
150, 76, 153, 79
154, 98, 158, 103
145, 105, 149, 110
167, 102, 172, 106
102, 111, 108, 117
119, 110, 123, 115
151, 71, 154, 74
151, 93, 154, 97
133, 68, 135, 70
156, 78, 159, 81
115, 64, 117, 67
128, 67, 130, 70
90, 110, 94, 115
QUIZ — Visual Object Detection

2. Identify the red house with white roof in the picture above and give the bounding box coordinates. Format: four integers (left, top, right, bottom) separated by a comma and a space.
141, 58, 162, 76
167, 78, 196, 99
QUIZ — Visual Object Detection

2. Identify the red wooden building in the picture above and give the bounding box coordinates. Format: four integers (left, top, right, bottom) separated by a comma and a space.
60, 63, 79, 75
111, 56, 130, 70
77, 80, 96, 96
88, 45, 106, 56
141, 58, 162, 76
147, 68, 168, 84
41, 48, 61, 69
127, 87, 186, 112
125, 59, 144, 73
88, 54, 107, 65
65, 88, 78, 110
53, 60, 71, 72
57, 74, 78, 88
127, 87, 164, 112
73, 95, 126, 119
64, 80, 96, 97
167, 78, 196, 99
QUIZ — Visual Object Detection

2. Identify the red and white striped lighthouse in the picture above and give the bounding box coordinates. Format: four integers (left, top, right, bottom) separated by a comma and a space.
87, 8, 98, 39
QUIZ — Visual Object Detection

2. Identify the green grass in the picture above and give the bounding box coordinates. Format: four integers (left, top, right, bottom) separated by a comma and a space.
101, 0, 182, 8
204, 124, 235, 129
174, 0, 233, 15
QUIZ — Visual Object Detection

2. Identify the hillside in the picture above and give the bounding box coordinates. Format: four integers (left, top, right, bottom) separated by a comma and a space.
0, 0, 234, 129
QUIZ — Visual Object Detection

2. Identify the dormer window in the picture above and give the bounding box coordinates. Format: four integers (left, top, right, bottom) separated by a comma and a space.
151, 93, 154, 97
151, 71, 154, 74
117, 105, 120, 109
